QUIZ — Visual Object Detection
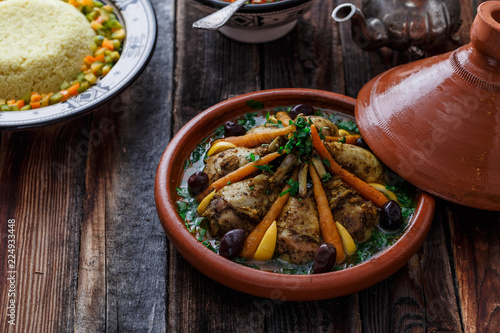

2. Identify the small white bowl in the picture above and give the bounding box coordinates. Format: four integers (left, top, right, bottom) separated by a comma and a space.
191, 0, 317, 43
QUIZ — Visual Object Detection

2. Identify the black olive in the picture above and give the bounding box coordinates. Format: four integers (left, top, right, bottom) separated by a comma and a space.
224, 121, 246, 137
379, 200, 403, 231
356, 137, 370, 150
187, 171, 209, 196
219, 229, 245, 259
312, 243, 337, 274
289, 104, 314, 119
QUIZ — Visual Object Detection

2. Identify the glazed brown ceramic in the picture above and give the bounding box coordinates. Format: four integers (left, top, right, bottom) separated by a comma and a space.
155, 88, 435, 301
356, 1, 500, 211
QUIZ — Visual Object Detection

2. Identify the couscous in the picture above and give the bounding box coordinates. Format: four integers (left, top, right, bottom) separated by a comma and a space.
0, 0, 125, 111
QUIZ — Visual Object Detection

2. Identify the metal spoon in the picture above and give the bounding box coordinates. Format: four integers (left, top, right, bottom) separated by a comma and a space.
192, 0, 248, 30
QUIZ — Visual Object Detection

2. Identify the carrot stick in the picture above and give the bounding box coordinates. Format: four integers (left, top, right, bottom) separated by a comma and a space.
325, 135, 361, 145
221, 125, 295, 148
275, 111, 292, 126
311, 125, 388, 208
240, 182, 291, 259
196, 152, 282, 202
309, 165, 346, 263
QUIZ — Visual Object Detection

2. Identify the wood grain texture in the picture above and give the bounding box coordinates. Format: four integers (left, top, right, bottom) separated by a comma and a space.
449, 205, 500, 333
2, 1, 499, 332
0, 118, 90, 332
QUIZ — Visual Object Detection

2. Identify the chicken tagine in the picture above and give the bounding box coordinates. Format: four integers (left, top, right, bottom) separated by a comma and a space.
176, 102, 417, 274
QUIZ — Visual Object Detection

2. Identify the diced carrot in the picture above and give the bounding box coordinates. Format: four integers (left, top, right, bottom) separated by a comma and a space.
102, 38, 114, 51
82, 0, 93, 6
94, 54, 105, 62
30, 93, 42, 102
67, 83, 80, 97
68, 0, 77, 6
84, 55, 96, 65
311, 125, 388, 208
59, 90, 71, 102
309, 165, 346, 263
30, 102, 41, 109
196, 152, 282, 202
15, 100, 25, 108
7, 100, 16, 106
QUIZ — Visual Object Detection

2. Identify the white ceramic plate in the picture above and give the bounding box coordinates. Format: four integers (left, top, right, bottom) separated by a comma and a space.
0, 0, 157, 130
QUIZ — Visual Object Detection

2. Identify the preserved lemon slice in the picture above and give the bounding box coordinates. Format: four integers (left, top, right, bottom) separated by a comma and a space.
197, 190, 216, 215
335, 222, 357, 256
253, 221, 277, 261
368, 183, 398, 202
338, 129, 350, 137
207, 141, 237, 156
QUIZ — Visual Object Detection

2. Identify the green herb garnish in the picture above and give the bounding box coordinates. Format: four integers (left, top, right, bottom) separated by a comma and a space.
280, 179, 299, 197
246, 152, 259, 162
255, 164, 274, 174
246, 99, 264, 110
322, 173, 332, 182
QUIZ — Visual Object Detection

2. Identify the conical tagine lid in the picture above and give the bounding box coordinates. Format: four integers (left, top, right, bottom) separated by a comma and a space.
356, 1, 500, 211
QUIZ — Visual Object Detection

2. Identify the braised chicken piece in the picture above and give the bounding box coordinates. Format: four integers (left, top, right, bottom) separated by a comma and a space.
323, 175, 379, 242
203, 146, 269, 184
324, 142, 384, 183
203, 154, 297, 237
277, 189, 321, 264
304, 116, 338, 137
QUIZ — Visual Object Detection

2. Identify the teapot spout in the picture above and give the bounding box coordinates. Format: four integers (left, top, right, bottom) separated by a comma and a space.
332, 3, 388, 50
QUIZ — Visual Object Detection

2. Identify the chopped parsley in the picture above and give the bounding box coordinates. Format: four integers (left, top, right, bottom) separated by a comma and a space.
176, 186, 190, 199
237, 112, 258, 130
279, 116, 313, 157
246, 152, 259, 162
246, 99, 264, 110
254, 164, 274, 174
322, 158, 331, 168
279, 179, 299, 197
321, 173, 332, 182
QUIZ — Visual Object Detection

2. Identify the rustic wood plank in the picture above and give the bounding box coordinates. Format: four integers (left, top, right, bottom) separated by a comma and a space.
169, 1, 265, 332
358, 201, 461, 332
73, 0, 174, 331
448, 205, 500, 333
0, 118, 90, 332
260, 0, 345, 93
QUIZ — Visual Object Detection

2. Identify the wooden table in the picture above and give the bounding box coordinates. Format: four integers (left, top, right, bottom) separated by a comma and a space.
1, 0, 499, 331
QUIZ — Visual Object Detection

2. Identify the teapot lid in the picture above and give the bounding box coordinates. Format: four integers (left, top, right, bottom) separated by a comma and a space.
355, 1, 500, 211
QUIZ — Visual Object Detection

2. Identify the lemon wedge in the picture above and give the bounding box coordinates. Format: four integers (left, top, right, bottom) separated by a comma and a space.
338, 129, 350, 137
253, 221, 277, 261
335, 222, 357, 256
207, 141, 237, 156
368, 183, 398, 202
196, 190, 216, 215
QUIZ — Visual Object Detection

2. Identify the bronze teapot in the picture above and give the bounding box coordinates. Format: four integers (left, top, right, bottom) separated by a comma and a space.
332, 0, 462, 54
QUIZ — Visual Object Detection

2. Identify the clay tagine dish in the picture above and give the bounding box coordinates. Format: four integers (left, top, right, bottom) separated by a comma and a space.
155, 89, 435, 300
355, 1, 500, 211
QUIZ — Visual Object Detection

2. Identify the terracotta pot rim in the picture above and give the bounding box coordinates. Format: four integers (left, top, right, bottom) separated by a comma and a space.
155, 88, 436, 300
